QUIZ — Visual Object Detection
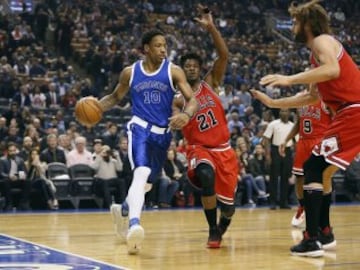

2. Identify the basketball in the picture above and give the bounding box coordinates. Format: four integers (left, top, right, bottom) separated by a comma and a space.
75, 97, 103, 126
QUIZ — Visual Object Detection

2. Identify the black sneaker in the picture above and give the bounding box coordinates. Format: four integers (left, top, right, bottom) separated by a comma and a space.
207, 227, 222, 248
319, 227, 337, 250
290, 232, 324, 257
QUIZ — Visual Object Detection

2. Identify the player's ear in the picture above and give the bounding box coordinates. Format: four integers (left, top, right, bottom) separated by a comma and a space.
144, 44, 150, 53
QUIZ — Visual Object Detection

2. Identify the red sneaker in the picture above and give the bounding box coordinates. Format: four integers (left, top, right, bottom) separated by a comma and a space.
207, 227, 222, 248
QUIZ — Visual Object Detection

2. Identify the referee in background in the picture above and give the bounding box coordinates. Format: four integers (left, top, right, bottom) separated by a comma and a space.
262, 108, 294, 210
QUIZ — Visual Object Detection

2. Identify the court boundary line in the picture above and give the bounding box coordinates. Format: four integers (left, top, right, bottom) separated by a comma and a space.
0, 233, 129, 270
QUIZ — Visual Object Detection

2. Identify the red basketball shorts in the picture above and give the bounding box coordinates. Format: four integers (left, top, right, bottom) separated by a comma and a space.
312, 105, 360, 170
186, 144, 238, 205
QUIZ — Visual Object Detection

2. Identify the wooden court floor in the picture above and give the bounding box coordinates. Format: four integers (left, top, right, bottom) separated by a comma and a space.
1, 205, 360, 270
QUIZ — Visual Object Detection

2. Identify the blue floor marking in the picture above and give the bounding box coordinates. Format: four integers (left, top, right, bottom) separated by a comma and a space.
0, 234, 127, 270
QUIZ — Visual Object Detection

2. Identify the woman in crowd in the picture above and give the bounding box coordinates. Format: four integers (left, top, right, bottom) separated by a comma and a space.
164, 148, 193, 207
25, 148, 58, 210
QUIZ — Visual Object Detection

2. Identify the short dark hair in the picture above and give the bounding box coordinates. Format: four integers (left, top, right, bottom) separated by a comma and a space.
141, 29, 165, 49
180, 53, 203, 68
7, 142, 17, 150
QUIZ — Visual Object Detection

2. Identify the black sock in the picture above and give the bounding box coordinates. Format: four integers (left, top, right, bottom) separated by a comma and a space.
298, 198, 304, 207
204, 208, 217, 228
304, 189, 323, 238
319, 193, 332, 230
219, 214, 231, 229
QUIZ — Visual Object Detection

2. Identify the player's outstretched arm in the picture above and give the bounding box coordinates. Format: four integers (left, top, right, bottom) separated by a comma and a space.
250, 86, 319, 109
194, 4, 228, 92
99, 67, 131, 112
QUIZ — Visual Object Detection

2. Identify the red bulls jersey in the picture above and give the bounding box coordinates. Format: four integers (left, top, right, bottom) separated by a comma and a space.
298, 101, 331, 139
310, 38, 360, 112
182, 81, 230, 147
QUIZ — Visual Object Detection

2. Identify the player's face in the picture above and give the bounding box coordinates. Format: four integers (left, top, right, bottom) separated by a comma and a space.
183, 59, 201, 85
146, 35, 167, 64
292, 18, 307, 44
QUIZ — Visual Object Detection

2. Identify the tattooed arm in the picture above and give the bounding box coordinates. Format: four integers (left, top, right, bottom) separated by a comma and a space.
99, 66, 132, 112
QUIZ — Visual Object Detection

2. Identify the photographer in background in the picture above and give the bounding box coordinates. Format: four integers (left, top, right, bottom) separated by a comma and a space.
91, 145, 126, 208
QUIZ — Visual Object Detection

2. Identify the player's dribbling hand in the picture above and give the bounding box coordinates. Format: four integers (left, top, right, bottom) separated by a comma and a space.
168, 113, 190, 130
260, 74, 292, 87
193, 4, 214, 30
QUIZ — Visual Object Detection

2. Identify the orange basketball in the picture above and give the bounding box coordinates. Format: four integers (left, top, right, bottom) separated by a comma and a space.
75, 97, 103, 126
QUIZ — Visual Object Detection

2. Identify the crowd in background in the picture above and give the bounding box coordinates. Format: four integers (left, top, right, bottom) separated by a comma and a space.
0, 0, 359, 211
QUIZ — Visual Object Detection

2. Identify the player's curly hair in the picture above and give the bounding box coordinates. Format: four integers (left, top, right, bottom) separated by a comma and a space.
288, 0, 331, 37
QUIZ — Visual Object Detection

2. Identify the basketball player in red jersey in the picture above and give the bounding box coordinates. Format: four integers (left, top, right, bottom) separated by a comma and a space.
263, 91, 332, 227
251, 0, 360, 257
173, 4, 238, 248
282, 99, 331, 227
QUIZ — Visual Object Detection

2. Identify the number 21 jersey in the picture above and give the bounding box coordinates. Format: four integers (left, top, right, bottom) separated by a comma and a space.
182, 81, 230, 147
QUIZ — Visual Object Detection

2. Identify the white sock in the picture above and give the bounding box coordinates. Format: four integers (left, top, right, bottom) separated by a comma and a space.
128, 166, 151, 222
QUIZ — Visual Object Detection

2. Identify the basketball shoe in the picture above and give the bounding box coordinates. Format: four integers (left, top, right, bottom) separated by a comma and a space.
291, 206, 305, 227
318, 227, 336, 250
110, 202, 129, 239
207, 227, 222, 248
290, 231, 324, 257
127, 223, 145, 255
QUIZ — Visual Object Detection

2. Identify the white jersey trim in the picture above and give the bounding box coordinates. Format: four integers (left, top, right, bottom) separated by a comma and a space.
168, 62, 176, 92
129, 63, 136, 87
139, 59, 165, 76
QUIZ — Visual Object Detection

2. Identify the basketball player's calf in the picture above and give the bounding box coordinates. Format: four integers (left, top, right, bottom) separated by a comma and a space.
290, 155, 336, 257
319, 165, 338, 250
218, 202, 235, 236
196, 164, 221, 248
291, 177, 305, 227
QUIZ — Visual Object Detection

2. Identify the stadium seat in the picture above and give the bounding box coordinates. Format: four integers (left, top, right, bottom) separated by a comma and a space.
47, 162, 76, 208
68, 164, 102, 208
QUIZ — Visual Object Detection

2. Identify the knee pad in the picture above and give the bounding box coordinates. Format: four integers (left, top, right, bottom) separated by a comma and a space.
303, 155, 330, 185
195, 163, 215, 196
219, 202, 235, 218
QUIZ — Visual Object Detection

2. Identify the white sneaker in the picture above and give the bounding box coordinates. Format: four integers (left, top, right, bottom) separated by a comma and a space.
127, 224, 145, 255
257, 191, 269, 199
110, 203, 128, 239
291, 206, 305, 227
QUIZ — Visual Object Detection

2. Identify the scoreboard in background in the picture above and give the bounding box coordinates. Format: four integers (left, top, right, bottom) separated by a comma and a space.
9, 0, 33, 13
